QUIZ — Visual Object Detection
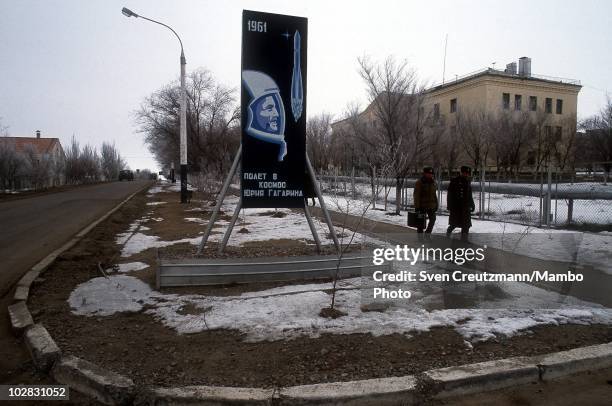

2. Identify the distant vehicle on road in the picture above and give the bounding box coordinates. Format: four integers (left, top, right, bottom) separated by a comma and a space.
119, 170, 134, 181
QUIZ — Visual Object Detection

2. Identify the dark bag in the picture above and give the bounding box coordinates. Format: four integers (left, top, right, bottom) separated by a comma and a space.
407, 210, 425, 229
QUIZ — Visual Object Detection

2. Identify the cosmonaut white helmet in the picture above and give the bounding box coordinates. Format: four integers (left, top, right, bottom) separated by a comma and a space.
242, 70, 287, 162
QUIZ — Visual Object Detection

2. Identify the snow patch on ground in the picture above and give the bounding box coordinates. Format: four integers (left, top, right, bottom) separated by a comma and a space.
205, 196, 372, 247
69, 276, 156, 316
106, 262, 150, 273
184, 217, 207, 225
146, 201, 167, 206
119, 233, 201, 257
68, 273, 612, 343
147, 185, 166, 195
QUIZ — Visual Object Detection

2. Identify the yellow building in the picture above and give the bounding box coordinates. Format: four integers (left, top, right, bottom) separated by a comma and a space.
332, 57, 582, 172
425, 58, 580, 128
425, 58, 581, 170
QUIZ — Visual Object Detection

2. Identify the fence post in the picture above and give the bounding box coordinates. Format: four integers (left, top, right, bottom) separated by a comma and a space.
436, 167, 442, 211
480, 165, 485, 219
538, 170, 544, 227
546, 164, 552, 227
334, 167, 338, 193
351, 167, 356, 200
567, 199, 574, 225
384, 178, 388, 211
373, 166, 378, 209
554, 171, 559, 226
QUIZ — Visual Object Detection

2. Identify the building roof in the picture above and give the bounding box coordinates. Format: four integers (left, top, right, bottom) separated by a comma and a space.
427, 68, 582, 93
2, 137, 63, 155
331, 67, 582, 127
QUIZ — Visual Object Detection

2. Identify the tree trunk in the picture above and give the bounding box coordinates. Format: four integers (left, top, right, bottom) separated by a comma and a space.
395, 177, 403, 214
370, 166, 376, 209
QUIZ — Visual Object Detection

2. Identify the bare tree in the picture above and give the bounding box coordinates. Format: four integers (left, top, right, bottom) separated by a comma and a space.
580, 97, 612, 183
101, 142, 127, 181
306, 112, 333, 171
493, 110, 532, 181
554, 114, 578, 174
21, 144, 52, 189
455, 108, 493, 171
357, 55, 427, 214
0, 129, 26, 191
64, 136, 82, 184
339, 103, 386, 208
136, 68, 239, 176
527, 108, 554, 179
64, 136, 101, 184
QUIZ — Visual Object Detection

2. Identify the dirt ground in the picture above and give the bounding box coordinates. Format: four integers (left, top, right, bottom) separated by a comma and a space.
26, 184, 612, 389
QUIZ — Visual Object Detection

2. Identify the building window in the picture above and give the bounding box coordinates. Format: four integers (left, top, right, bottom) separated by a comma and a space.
556, 99, 563, 114
515, 94, 522, 111
555, 126, 562, 141
433, 103, 440, 120
544, 125, 552, 139
502, 93, 510, 109
450, 98, 457, 113
545, 98, 552, 113
529, 96, 537, 111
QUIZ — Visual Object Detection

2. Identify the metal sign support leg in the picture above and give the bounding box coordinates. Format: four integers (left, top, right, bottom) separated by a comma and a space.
218, 198, 242, 254
306, 154, 340, 253
304, 202, 322, 253
197, 145, 242, 255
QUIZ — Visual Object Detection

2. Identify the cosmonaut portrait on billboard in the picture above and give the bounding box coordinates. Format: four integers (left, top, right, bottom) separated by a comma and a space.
241, 10, 307, 208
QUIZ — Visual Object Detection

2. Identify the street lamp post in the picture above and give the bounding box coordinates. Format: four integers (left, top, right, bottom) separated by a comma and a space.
122, 7, 188, 203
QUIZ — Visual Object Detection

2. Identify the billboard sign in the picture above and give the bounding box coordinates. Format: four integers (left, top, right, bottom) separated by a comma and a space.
241, 10, 307, 208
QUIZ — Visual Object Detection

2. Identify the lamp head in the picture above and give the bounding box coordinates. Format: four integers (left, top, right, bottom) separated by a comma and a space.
122, 7, 138, 18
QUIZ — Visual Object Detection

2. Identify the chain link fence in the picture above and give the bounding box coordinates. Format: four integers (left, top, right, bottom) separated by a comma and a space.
318, 163, 612, 232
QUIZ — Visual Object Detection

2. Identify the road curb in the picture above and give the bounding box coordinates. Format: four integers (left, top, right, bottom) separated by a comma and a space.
423, 356, 539, 399
7, 300, 34, 335
24, 324, 61, 372
536, 342, 612, 380
277, 375, 418, 405
52, 355, 136, 406
134, 386, 275, 405
12, 181, 612, 405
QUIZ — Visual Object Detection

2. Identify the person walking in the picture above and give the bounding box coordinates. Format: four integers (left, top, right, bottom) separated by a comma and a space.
413, 166, 438, 233
446, 166, 475, 238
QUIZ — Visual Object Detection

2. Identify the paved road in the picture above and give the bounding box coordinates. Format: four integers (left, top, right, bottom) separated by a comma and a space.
1, 180, 150, 385
0, 180, 150, 297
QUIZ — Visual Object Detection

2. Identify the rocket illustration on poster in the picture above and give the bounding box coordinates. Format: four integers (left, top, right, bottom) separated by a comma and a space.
241, 10, 307, 208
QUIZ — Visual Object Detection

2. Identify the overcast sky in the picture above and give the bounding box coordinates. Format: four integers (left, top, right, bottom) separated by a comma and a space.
1, 0, 611, 171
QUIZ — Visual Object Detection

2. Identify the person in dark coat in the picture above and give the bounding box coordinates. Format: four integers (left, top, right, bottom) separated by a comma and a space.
413, 166, 438, 233
446, 166, 475, 237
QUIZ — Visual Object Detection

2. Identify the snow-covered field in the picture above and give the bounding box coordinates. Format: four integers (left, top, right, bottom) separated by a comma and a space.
321, 180, 612, 226
323, 190, 612, 274
66, 181, 612, 345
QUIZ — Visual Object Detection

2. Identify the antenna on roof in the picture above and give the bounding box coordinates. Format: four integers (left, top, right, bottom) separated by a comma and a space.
442, 34, 448, 84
